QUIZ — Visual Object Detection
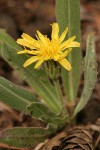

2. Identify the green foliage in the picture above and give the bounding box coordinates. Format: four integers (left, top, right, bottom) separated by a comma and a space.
0, 126, 53, 148
0, 1, 97, 148
27, 102, 67, 129
0, 77, 38, 113
0, 29, 62, 113
56, 0, 82, 101
73, 34, 97, 116
0, 29, 20, 50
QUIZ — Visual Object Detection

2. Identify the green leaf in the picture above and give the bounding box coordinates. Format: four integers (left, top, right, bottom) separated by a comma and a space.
27, 102, 67, 128
0, 29, 62, 113
73, 34, 97, 116
0, 29, 20, 56
0, 77, 38, 113
0, 126, 53, 148
56, 0, 82, 101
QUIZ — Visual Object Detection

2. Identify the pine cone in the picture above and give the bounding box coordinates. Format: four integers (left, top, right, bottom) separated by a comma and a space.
58, 126, 93, 150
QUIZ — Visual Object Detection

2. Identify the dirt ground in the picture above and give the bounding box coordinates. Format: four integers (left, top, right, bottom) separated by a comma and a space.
0, 0, 100, 150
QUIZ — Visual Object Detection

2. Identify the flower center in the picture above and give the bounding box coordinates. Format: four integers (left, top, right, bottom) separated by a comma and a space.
40, 39, 60, 61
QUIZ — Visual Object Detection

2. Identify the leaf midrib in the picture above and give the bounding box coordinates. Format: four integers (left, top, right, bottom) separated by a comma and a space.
0, 82, 30, 105
68, 0, 74, 101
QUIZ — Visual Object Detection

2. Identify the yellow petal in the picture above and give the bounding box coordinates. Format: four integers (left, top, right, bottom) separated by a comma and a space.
68, 41, 80, 47
17, 50, 26, 54
17, 50, 38, 55
23, 56, 39, 67
61, 48, 72, 58
60, 36, 76, 51
22, 33, 37, 43
58, 59, 71, 71
21, 33, 40, 48
17, 39, 36, 49
34, 59, 44, 69
51, 23, 59, 40
53, 53, 62, 61
59, 27, 68, 43
36, 31, 47, 46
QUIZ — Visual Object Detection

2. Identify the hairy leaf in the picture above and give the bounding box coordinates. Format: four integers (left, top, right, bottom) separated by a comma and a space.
27, 102, 67, 128
0, 126, 53, 148
73, 34, 97, 116
0, 77, 38, 113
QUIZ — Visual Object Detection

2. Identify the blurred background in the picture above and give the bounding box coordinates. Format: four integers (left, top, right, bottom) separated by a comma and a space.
0, 0, 100, 149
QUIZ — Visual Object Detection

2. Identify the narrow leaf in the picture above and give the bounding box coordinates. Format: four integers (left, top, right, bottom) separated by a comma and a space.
0, 29, 20, 53
73, 34, 97, 116
0, 77, 38, 113
56, 0, 82, 101
0, 126, 53, 148
0, 30, 62, 113
27, 102, 66, 128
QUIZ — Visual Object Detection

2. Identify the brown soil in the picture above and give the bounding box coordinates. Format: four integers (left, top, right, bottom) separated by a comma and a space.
0, 0, 100, 150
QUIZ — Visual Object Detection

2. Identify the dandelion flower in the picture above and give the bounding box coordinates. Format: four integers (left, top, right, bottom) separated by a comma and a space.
17, 23, 80, 70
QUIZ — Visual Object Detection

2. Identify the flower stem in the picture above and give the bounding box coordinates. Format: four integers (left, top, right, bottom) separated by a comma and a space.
44, 60, 67, 115
53, 78, 67, 116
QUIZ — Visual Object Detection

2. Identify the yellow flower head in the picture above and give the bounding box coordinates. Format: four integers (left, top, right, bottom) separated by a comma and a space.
17, 23, 80, 70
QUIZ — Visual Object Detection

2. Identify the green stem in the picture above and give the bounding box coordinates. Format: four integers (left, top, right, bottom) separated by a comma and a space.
43, 62, 63, 113
43, 61, 67, 115
54, 78, 67, 115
